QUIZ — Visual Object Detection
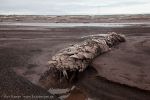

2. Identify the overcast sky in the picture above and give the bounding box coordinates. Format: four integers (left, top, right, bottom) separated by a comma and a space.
0, 0, 150, 15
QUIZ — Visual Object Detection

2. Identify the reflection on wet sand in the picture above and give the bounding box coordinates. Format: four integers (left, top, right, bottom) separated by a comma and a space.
51, 66, 150, 100
73, 67, 150, 100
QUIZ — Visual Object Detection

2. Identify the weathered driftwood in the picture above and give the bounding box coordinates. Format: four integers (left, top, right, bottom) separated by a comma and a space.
39, 32, 125, 88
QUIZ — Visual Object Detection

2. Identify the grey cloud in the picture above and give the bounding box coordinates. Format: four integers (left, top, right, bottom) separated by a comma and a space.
0, 0, 150, 15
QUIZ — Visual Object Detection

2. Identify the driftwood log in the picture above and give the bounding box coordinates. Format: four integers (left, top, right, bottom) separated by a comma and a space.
39, 32, 125, 89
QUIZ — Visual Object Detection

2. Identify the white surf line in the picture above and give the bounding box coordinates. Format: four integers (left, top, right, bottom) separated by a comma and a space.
0, 22, 149, 28
81, 34, 108, 39
0, 37, 75, 40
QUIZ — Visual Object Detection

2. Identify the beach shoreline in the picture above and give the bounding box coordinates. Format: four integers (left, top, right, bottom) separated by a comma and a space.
0, 15, 150, 100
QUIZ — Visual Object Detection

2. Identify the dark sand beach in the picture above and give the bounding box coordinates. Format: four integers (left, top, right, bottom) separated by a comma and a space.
0, 15, 150, 100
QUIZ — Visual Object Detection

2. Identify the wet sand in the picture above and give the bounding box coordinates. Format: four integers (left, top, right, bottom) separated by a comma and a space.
0, 15, 150, 100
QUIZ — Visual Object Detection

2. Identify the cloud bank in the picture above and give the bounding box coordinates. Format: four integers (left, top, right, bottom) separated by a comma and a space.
0, 0, 150, 15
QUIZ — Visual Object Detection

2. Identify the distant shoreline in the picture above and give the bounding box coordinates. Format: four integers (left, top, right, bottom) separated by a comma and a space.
1, 14, 150, 23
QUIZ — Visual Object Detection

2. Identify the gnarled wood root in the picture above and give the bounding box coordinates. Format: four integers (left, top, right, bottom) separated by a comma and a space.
39, 32, 125, 89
